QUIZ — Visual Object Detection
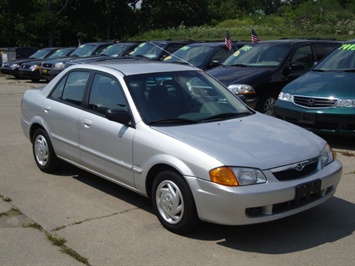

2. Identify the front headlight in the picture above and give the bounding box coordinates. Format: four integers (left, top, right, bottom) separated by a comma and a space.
29, 64, 40, 71
278, 92, 293, 102
228, 84, 256, 95
10, 64, 20, 70
320, 144, 334, 169
210, 166, 267, 186
336, 99, 355, 107
54, 62, 65, 69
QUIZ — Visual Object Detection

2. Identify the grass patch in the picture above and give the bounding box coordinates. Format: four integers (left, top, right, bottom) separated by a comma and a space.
46, 233, 90, 265
0, 208, 22, 217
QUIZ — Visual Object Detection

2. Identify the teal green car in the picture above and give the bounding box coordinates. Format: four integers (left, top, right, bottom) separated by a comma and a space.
275, 41, 355, 136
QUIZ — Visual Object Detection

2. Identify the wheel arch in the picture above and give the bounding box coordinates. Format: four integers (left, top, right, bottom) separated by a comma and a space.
145, 164, 183, 199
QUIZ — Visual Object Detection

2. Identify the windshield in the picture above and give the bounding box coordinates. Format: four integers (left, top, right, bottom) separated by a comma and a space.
100, 43, 133, 57
29, 49, 53, 59
163, 45, 215, 65
125, 70, 252, 125
223, 43, 292, 67
46, 48, 74, 59
71, 44, 103, 57
313, 43, 355, 72
130, 42, 164, 59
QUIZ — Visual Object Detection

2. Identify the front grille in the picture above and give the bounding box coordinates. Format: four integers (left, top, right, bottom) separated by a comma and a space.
294, 96, 337, 108
42, 63, 53, 68
271, 157, 319, 181
21, 65, 31, 70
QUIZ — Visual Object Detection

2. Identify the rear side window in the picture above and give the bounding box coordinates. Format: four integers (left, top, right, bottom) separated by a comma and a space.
312, 43, 340, 62
49, 71, 90, 106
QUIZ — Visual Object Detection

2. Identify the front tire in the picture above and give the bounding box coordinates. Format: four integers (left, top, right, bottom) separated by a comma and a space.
32, 128, 61, 173
152, 170, 200, 234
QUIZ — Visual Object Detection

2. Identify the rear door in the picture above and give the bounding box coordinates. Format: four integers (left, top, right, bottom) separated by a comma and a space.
44, 70, 90, 162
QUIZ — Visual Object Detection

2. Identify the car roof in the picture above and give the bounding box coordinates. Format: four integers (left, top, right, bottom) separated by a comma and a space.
253, 38, 341, 44
78, 60, 199, 76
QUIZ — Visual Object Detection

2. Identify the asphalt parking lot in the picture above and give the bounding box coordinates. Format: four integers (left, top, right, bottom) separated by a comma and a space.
0, 74, 354, 266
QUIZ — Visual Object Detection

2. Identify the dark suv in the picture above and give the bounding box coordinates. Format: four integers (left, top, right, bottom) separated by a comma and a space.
207, 39, 342, 115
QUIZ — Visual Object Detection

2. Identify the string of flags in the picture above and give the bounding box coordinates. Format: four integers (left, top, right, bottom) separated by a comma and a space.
225, 28, 260, 50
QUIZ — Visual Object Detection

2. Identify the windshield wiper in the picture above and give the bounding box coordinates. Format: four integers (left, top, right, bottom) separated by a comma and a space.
202, 112, 250, 122
148, 118, 198, 125
341, 69, 355, 72
230, 63, 249, 67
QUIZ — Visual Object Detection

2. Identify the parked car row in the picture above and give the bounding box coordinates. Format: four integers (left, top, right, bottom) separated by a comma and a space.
3, 38, 354, 136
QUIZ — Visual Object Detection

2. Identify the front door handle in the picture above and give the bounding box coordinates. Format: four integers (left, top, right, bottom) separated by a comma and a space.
82, 118, 93, 128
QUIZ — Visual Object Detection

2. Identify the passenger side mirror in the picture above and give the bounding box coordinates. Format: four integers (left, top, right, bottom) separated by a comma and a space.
207, 60, 221, 69
290, 62, 305, 71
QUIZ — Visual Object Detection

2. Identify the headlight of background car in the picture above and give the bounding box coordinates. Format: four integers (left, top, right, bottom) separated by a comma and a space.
320, 144, 334, 169
278, 92, 293, 102
336, 99, 355, 107
54, 62, 65, 69
30, 64, 40, 71
210, 166, 267, 186
228, 84, 256, 95
10, 64, 20, 70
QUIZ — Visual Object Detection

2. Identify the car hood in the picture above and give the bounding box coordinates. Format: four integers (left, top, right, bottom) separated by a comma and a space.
21, 60, 45, 66
282, 71, 355, 97
42, 56, 76, 64
207, 65, 274, 86
2, 58, 39, 65
153, 113, 325, 170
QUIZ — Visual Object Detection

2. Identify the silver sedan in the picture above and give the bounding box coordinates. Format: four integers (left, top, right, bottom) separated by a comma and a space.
21, 61, 342, 234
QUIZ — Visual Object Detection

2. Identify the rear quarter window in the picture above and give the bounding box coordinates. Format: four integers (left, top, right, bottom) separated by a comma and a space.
312, 43, 340, 62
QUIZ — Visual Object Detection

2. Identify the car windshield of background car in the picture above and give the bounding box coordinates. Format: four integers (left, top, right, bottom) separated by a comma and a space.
100, 44, 131, 57
70, 44, 98, 57
223, 43, 292, 67
164, 46, 215, 65
124, 70, 252, 125
130, 42, 163, 59
313, 43, 355, 72
46, 48, 73, 59
28, 49, 53, 60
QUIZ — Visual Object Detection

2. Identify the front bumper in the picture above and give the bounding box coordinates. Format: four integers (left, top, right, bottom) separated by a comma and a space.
275, 101, 355, 136
186, 159, 342, 225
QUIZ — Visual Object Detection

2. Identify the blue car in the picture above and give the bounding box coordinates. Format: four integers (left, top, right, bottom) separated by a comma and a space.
275, 40, 355, 136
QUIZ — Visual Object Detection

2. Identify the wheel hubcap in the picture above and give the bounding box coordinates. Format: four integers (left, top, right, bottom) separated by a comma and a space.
34, 135, 49, 166
156, 180, 184, 224
264, 97, 276, 116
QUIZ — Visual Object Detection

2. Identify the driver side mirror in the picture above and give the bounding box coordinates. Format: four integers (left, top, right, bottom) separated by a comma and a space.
106, 109, 131, 125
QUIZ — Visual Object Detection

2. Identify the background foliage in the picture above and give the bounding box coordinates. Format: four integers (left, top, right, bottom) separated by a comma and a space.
0, 0, 354, 47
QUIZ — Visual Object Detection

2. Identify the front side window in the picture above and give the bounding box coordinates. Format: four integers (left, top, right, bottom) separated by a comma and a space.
291, 45, 313, 71
88, 73, 126, 115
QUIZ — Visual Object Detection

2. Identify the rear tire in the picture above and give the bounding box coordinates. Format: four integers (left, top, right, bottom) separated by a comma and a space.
152, 170, 200, 234
32, 128, 61, 173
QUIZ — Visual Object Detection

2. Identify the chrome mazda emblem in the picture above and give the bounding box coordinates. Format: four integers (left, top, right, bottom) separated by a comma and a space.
307, 98, 316, 107
295, 163, 305, 171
